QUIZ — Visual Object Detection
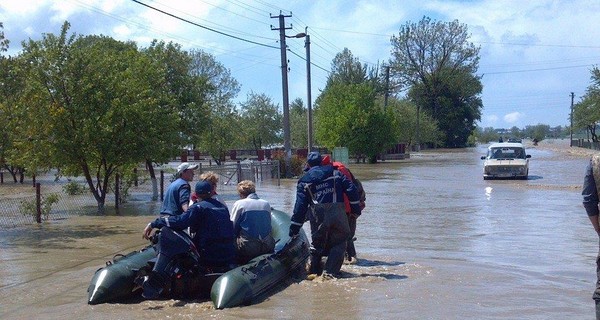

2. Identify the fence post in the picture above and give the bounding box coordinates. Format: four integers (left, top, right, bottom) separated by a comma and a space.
32, 174, 36, 187
115, 173, 120, 209
236, 161, 242, 183
253, 163, 257, 182
36, 182, 41, 223
160, 170, 164, 202
276, 160, 280, 186
133, 168, 138, 187
1, 172, 3, 184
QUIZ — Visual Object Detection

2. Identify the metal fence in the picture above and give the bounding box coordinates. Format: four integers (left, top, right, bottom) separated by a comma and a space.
0, 160, 280, 229
571, 139, 600, 150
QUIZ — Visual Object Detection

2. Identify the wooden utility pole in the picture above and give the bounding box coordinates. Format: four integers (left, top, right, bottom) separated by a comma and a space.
305, 30, 313, 152
271, 12, 293, 177
570, 92, 574, 147
384, 65, 390, 108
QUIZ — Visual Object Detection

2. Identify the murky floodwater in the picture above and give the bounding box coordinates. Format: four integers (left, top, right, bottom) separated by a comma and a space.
0, 140, 596, 319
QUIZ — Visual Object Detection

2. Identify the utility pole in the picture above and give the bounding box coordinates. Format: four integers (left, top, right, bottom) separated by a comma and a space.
384, 65, 390, 108
415, 105, 421, 152
570, 92, 574, 147
271, 12, 292, 177
304, 29, 313, 152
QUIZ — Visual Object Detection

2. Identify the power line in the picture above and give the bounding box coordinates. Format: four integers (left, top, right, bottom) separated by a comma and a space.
151, 0, 275, 40
225, 0, 271, 16
197, 0, 272, 26
482, 64, 592, 75
130, 0, 279, 49
288, 48, 329, 73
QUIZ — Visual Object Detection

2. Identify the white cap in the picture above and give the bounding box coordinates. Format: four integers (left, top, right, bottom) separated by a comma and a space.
176, 162, 199, 174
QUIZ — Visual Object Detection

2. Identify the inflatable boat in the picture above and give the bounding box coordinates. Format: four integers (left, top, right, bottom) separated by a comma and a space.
87, 209, 309, 307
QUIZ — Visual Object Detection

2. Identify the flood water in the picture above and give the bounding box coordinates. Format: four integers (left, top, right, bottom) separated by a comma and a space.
0, 140, 596, 319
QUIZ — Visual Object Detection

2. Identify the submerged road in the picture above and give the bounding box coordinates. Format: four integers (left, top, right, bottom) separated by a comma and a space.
0, 139, 596, 319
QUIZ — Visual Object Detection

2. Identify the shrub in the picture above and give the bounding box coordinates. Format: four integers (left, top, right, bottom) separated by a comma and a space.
20, 193, 60, 221
271, 151, 305, 177
62, 181, 87, 195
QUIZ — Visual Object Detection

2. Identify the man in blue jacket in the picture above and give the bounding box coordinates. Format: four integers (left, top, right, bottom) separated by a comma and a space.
142, 180, 236, 299
289, 152, 361, 278
160, 162, 198, 216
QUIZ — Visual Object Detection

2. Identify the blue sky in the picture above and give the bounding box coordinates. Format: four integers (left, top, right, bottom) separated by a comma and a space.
2, 0, 599, 129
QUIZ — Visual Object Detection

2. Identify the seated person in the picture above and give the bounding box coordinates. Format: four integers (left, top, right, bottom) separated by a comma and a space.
230, 180, 275, 264
513, 149, 524, 159
142, 181, 236, 299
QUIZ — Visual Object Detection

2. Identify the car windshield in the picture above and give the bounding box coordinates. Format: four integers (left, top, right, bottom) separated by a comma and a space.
489, 147, 525, 159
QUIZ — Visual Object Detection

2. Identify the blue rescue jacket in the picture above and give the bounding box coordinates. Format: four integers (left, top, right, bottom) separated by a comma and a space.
151, 198, 236, 267
291, 164, 361, 227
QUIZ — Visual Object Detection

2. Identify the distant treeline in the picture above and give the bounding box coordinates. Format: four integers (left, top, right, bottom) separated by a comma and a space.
472, 124, 571, 144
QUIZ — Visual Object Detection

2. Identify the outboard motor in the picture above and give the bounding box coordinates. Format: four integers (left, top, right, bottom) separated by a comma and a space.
141, 227, 199, 299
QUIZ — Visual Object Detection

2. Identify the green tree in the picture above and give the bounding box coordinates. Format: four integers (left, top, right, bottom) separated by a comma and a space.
573, 67, 600, 141
523, 124, 551, 142
472, 126, 501, 144
0, 55, 29, 182
239, 92, 282, 151
289, 98, 308, 149
0, 22, 8, 52
0, 25, 27, 183
389, 16, 482, 148
315, 48, 394, 162
200, 101, 240, 164
188, 49, 240, 164
386, 97, 442, 148
143, 41, 209, 149
19, 22, 178, 212
139, 40, 195, 199
315, 82, 395, 163
326, 48, 368, 88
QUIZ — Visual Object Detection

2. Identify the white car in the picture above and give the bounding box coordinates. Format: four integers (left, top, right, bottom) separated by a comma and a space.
480, 142, 531, 180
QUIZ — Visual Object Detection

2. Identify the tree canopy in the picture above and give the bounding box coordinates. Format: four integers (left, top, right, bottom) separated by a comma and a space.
17, 22, 180, 212
238, 92, 282, 150
573, 67, 600, 142
315, 48, 395, 163
389, 16, 482, 148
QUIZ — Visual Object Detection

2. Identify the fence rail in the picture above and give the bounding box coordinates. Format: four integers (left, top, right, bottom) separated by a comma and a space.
0, 160, 280, 229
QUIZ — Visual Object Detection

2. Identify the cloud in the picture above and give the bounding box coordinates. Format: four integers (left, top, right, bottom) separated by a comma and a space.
503, 112, 524, 124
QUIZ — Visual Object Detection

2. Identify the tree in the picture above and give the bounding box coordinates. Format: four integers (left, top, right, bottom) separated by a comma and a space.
19, 22, 179, 213
289, 98, 308, 149
315, 82, 396, 163
315, 48, 395, 162
238, 92, 282, 151
188, 49, 240, 164
386, 97, 442, 148
471, 127, 501, 144
0, 24, 26, 182
523, 124, 551, 142
0, 55, 29, 182
326, 48, 368, 88
389, 16, 482, 148
0, 22, 8, 52
573, 67, 600, 141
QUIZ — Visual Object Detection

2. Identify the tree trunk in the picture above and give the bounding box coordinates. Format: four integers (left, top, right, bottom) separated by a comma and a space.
146, 159, 158, 201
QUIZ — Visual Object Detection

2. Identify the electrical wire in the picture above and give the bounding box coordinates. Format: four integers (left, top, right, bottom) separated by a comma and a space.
131, 0, 279, 49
